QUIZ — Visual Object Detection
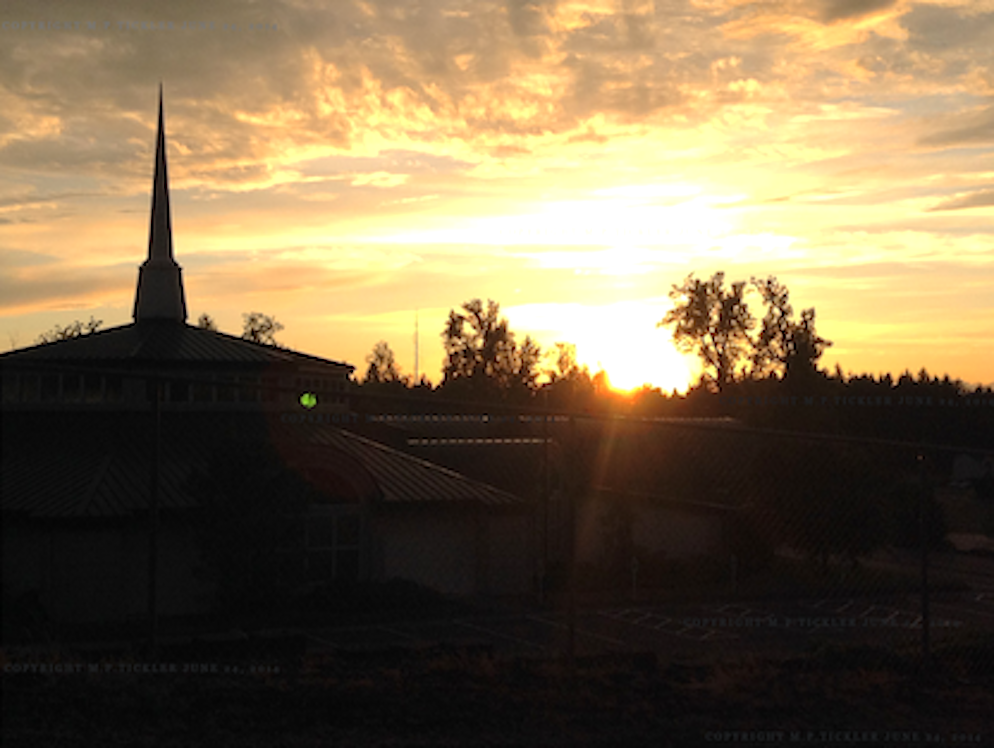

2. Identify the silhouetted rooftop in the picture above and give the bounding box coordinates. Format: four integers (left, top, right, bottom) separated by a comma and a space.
0, 321, 352, 369
1, 411, 520, 520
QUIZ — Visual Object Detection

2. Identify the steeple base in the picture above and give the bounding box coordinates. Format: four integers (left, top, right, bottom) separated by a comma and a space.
133, 261, 188, 322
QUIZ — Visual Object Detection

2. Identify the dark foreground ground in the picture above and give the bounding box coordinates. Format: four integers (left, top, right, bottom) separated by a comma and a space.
3, 631, 992, 748
4, 555, 992, 747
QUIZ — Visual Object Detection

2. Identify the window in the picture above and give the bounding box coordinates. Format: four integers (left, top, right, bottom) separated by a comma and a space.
40, 375, 59, 402
145, 379, 163, 402
2, 375, 18, 403
20, 374, 39, 402
217, 375, 235, 402
84, 373, 103, 403
105, 375, 122, 403
261, 377, 277, 403
335, 514, 361, 581
63, 374, 81, 402
169, 379, 189, 403
192, 376, 213, 403
305, 512, 362, 583
238, 376, 258, 403
274, 515, 306, 580
308, 516, 337, 548
278, 509, 363, 585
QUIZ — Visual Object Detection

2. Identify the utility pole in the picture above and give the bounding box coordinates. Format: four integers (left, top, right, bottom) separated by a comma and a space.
567, 414, 577, 674
540, 389, 550, 605
147, 376, 162, 655
414, 309, 419, 383
918, 452, 931, 676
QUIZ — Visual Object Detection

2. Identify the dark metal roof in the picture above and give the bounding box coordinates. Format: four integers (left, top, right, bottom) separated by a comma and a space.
1, 411, 522, 520
350, 415, 756, 507
0, 321, 352, 369
267, 420, 523, 507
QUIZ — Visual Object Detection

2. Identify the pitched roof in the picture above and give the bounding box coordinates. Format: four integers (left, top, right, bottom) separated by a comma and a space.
1, 411, 521, 519
349, 415, 757, 509
1, 87, 351, 372
0, 321, 352, 369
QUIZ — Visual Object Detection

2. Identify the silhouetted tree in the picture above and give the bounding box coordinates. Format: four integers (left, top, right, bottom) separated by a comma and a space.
658, 272, 754, 392
242, 312, 284, 346
196, 313, 218, 331
545, 342, 587, 383
515, 335, 543, 392
750, 275, 831, 383
364, 340, 404, 384
540, 342, 596, 407
440, 298, 542, 400
35, 316, 103, 344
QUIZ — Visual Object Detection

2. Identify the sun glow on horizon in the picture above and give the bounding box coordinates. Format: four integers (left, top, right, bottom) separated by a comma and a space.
581, 331, 696, 395
570, 301, 697, 394
507, 299, 697, 395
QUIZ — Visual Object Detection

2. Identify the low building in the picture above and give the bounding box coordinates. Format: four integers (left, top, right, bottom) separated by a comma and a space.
1, 88, 533, 630
351, 414, 754, 580
1, 411, 532, 625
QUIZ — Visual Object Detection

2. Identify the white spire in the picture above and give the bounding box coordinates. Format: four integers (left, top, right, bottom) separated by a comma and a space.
133, 83, 187, 323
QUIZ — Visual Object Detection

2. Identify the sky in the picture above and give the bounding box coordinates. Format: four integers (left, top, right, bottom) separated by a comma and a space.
1, 0, 992, 393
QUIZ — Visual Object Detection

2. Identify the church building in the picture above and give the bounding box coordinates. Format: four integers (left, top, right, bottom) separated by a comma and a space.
1, 86, 352, 414
0, 89, 534, 633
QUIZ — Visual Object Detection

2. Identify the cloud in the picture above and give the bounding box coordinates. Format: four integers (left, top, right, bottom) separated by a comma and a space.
901, 3, 994, 52
927, 188, 994, 211
918, 105, 994, 148
820, 0, 903, 24
0, 248, 61, 269
0, 263, 129, 315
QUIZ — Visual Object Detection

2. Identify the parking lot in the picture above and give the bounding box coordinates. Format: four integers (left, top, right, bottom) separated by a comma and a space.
298, 590, 993, 659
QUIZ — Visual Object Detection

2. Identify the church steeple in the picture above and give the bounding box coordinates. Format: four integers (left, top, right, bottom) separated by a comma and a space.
133, 84, 188, 323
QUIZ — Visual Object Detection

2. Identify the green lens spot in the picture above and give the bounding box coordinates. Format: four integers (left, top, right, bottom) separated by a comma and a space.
300, 392, 317, 409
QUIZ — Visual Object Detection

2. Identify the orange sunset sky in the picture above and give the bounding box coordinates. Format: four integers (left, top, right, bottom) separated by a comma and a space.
1, 0, 992, 392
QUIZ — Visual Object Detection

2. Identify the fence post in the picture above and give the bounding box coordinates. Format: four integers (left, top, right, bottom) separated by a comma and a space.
147, 376, 161, 656
918, 453, 930, 676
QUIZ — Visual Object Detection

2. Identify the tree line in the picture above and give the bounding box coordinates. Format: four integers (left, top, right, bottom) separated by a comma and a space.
360, 271, 835, 396
28, 272, 991, 426
33, 311, 286, 346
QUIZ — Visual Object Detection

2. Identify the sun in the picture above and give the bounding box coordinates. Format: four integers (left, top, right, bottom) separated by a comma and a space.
569, 301, 696, 394
506, 299, 698, 395
584, 335, 694, 394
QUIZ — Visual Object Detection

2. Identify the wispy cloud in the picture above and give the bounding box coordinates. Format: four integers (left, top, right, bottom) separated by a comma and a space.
928, 188, 994, 210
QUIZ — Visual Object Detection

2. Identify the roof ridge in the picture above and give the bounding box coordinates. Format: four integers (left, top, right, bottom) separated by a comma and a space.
335, 427, 522, 501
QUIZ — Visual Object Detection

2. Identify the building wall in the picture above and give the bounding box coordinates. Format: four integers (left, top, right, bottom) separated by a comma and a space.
371, 509, 534, 597
2, 519, 214, 624
373, 512, 479, 596
574, 497, 725, 566
1, 364, 351, 413
5, 507, 532, 625
631, 507, 724, 558
484, 513, 534, 595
